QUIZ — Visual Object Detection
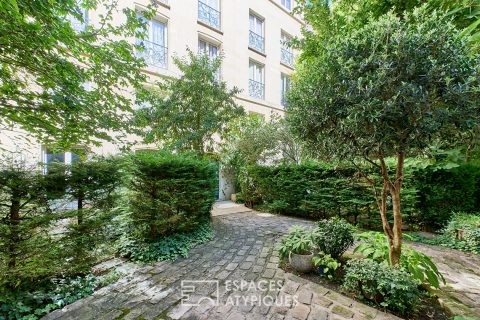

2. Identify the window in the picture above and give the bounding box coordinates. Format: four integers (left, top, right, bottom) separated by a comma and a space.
68, 5, 88, 32
198, 39, 218, 60
281, 32, 293, 67
281, 74, 291, 107
136, 14, 167, 70
281, 0, 292, 11
198, 0, 221, 30
249, 13, 265, 53
44, 148, 84, 166
249, 61, 265, 100
199, 39, 220, 79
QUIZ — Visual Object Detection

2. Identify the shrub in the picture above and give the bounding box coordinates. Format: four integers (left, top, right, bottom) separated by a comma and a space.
312, 253, 340, 279
0, 273, 113, 320
278, 226, 314, 260
0, 161, 62, 288
414, 213, 480, 254
117, 221, 214, 262
311, 218, 354, 259
237, 163, 419, 225
354, 231, 445, 288
413, 164, 480, 229
128, 151, 217, 240
441, 213, 480, 254
343, 259, 422, 314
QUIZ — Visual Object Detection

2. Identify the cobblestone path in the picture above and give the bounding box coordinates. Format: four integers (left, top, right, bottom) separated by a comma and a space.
44, 208, 399, 320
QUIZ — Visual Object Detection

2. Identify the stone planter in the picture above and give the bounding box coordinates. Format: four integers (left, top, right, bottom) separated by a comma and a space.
289, 252, 314, 273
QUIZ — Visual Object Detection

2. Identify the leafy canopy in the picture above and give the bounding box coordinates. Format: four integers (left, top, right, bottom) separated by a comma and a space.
288, 7, 480, 160
0, 0, 152, 148
135, 50, 244, 156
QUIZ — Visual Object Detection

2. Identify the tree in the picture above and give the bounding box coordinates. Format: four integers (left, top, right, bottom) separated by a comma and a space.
220, 114, 304, 190
0, 158, 58, 287
0, 0, 153, 148
135, 50, 244, 156
288, 7, 480, 265
297, 0, 480, 51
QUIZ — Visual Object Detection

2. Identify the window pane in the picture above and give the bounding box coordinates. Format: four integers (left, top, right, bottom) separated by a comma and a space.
210, 45, 218, 58
151, 20, 165, 45
46, 149, 65, 164
199, 39, 206, 53
207, 0, 218, 10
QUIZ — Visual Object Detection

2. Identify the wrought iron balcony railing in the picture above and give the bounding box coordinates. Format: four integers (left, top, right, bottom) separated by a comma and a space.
198, 0, 221, 30
136, 39, 168, 69
281, 48, 294, 67
249, 30, 265, 53
249, 79, 265, 100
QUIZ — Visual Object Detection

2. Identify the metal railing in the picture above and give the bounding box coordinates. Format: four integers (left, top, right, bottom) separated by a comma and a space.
198, 0, 221, 30
249, 30, 265, 53
136, 39, 168, 69
249, 79, 265, 100
281, 47, 294, 67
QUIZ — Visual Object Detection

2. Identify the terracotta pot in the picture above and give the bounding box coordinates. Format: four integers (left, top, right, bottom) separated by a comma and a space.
289, 252, 314, 273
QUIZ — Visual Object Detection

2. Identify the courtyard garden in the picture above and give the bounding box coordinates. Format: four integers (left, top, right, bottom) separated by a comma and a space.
1, 0, 480, 319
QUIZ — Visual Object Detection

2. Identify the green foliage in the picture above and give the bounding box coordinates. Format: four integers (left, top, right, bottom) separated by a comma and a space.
312, 253, 340, 279
238, 163, 382, 220
278, 226, 314, 260
311, 218, 354, 259
117, 221, 214, 263
289, 7, 479, 163
289, 4, 480, 265
296, 0, 480, 51
343, 259, 423, 314
0, 0, 153, 148
135, 50, 244, 156
128, 151, 217, 240
413, 164, 480, 229
221, 114, 304, 189
0, 161, 60, 288
413, 213, 480, 254
354, 232, 445, 289
0, 273, 116, 320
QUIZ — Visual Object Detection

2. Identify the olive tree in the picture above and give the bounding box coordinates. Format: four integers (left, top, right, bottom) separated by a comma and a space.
288, 8, 480, 265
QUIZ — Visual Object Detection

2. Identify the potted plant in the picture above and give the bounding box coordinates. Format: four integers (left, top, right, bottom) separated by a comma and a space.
278, 226, 314, 273
312, 252, 340, 279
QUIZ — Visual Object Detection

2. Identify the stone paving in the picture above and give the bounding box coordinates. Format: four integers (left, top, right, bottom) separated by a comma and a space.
410, 242, 480, 318
44, 206, 399, 320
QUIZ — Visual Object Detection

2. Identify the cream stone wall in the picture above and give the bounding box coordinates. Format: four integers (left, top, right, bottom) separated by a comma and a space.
0, 0, 303, 200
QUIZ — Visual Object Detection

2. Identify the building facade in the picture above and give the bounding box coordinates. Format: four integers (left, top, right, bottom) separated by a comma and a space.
0, 0, 303, 200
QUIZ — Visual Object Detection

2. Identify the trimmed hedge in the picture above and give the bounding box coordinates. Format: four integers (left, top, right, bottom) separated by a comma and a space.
238, 162, 480, 230
129, 151, 217, 240
413, 164, 480, 229
238, 163, 371, 218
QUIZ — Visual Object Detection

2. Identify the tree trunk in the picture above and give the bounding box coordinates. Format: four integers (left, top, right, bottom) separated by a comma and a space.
377, 153, 405, 266
389, 187, 402, 265
8, 197, 21, 268
77, 195, 83, 224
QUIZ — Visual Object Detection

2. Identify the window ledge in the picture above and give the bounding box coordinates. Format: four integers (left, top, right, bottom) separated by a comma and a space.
197, 20, 223, 35
154, 0, 170, 9
248, 47, 267, 57
280, 61, 294, 70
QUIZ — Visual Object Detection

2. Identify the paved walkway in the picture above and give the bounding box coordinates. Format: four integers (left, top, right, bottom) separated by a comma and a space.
410, 242, 480, 318
44, 204, 398, 320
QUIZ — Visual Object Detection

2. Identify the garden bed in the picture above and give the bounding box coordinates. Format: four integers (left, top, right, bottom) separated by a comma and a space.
280, 261, 450, 320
